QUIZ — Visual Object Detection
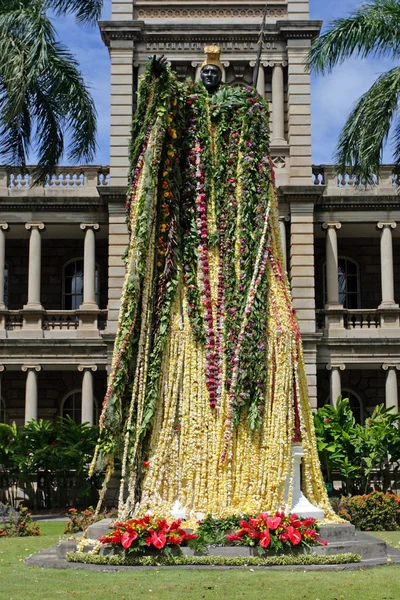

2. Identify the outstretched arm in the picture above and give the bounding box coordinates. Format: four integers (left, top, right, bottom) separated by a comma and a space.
149, 55, 168, 78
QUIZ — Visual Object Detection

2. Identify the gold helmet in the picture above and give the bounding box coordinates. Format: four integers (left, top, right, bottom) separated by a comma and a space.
201, 45, 223, 71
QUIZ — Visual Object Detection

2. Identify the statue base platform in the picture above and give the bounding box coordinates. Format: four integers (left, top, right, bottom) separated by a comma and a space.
44, 520, 399, 566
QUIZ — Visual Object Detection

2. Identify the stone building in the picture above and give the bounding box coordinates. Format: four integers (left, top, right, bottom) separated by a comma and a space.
0, 0, 399, 426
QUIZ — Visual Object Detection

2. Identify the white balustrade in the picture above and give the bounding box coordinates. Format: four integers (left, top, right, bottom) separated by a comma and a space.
4, 166, 110, 190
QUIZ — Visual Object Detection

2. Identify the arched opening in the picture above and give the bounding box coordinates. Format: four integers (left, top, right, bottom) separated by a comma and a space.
323, 256, 360, 309
60, 390, 98, 424
4, 262, 8, 307
62, 258, 99, 310
342, 389, 364, 425
0, 397, 6, 423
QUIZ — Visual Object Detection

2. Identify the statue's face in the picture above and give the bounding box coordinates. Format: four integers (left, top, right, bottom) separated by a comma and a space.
200, 64, 222, 93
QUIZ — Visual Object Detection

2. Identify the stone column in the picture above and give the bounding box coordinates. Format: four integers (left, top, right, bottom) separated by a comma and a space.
279, 216, 288, 273
22, 365, 41, 423
326, 363, 345, 407
0, 224, 8, 308
271, 63, 286, 144
322, 222, 342, 308
110, 43, 134, 185
80, 224, 99, 310
383, 364, 400, 411
377, 222, 398, 308
191, 62, 202, 82
24, 223, 44, 309
78, 365, 97, 425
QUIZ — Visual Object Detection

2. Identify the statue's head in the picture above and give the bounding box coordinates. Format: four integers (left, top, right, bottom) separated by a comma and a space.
200, 45, 223, 93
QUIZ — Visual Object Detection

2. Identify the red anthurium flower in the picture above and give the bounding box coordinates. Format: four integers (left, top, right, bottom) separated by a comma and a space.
146, 530, 167, 549
302, 518, 315, 527
266, 516, 281, 530
248, 529, 261, 539
280, 532, 289, 542
167, 535, 183, 545
226, 534, 243, 543
156, 519, 169, 532
290, 515, 302, 528
275, 511, 285, 519
166, 520, 182, 532
287, 525, 302, 546
304, 529, 317, 540
239, 520, 251, 529
121, 530, 138, 549
259, 529, 271, 549
183, 533, 199, 542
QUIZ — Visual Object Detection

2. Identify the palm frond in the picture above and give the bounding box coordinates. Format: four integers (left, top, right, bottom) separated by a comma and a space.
308, 0, 400, 74
45, 0, 103, 25
334, 66, 400, 181
45, 42, 97, 163
0, 2, 97, 180
30, 85, 65, 185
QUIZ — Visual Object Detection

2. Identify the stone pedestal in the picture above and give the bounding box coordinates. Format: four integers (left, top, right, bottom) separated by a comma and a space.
286, 443, 324, 520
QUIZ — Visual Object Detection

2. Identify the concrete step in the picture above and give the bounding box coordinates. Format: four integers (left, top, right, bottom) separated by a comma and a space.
85, 519, 113, 540
319, 523, 356, 543
313, 537, 387, 560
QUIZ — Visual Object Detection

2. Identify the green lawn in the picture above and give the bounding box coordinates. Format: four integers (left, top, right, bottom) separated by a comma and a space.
0, 522, 400, 600
369, 531, 400, 550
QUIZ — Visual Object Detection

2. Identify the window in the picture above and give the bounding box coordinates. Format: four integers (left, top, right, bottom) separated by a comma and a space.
61, 390, 98, 424
4, 263, 8, 307
0, 398, 5, 423
343, 389, 364, 425
323, 257, 360, 309
62, 258, 99, 310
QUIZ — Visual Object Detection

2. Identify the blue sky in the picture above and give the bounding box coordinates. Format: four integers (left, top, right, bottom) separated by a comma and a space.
52, 0, 394, 166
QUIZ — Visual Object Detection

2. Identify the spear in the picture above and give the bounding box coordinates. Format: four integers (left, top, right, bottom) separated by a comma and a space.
252, 3, 268, 89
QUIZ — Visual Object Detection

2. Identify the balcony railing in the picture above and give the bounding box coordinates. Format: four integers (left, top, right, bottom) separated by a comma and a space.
317, 308, 400, 334
3, 309, 108, 335
0, 166, 110, 194
312, 165, 400, 193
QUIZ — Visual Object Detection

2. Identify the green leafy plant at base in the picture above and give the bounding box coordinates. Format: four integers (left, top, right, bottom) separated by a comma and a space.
336, 492, 400, 531
66, 551, 361, 567
0, 506, 41, 537
313, 398, 400, 495
188, 514, 246, 552
0, 417, 101, 509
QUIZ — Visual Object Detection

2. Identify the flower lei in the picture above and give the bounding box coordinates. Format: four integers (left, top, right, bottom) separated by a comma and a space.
91, 65, 339, 524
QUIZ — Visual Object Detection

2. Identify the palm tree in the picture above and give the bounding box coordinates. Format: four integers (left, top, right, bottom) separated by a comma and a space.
308, 0, 400, 181
0, 0, 102, 183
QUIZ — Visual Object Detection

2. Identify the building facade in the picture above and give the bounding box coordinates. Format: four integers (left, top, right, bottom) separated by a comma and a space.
0, 0, 399, 426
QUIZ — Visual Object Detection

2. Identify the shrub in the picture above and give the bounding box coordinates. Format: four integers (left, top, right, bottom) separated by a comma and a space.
0, 418, 102, 509
336, 492, 400, 531
64, 506, 117, 534
0, 506, 41, 537
66, 551, 361, 567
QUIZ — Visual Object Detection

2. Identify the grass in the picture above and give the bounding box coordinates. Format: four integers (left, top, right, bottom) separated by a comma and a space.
0, 522, 400, 600
369, 531, 400, 549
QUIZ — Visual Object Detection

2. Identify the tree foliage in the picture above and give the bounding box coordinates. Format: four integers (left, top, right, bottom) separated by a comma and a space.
308, 0, 400, 181
0, 0, 101, 183
0, 417, 101, 508
314, 397, 400, 495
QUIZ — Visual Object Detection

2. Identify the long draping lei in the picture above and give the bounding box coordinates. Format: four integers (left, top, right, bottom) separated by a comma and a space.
90, 64, 338, 523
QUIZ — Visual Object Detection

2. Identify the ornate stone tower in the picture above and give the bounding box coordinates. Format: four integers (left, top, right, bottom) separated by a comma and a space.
100, 0, 322, 407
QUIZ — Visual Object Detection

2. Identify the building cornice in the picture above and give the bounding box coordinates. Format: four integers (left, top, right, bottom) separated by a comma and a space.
277, 185, 325, 202
0, 197, 105, 211
97, 186, 128, 202
316, 197, 400, 211
99, 20, 322, 46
